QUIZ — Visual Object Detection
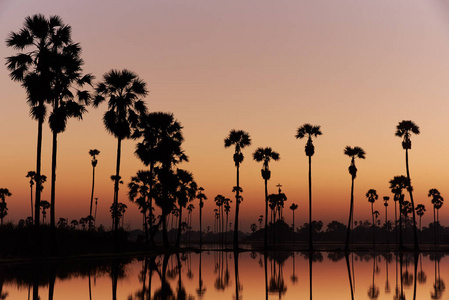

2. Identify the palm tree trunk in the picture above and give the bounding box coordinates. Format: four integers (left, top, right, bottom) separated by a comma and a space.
264, 178, 268, 249
395, 201, 398, 246
199, 202, 203, 247
30, 184, 34, 221
35, 114, 43, 227
50, 131, 58, 229
308, 155, 313, 251
114, 137, 122, 232
371, 203, 375, 248
345, 177, 355, 251
176, 207, 182, 248
148, 163, 155, 246
89, 164, 96, 228
234, 164, 240, 249
405, 148, 419, 251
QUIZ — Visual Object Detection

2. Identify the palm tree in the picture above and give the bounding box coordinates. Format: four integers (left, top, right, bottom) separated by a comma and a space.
175, 169, 197, 249
0, 189, 11, 226
366, 189, 378, 247
344, 146, 366, 251
224, 129, 251, 249
389, 175, 409, 249
46, 40, 93, 229
395, 120, 420, 251
26, 171, 36, 221
223, 197, 231, 244
6, 14, 65, 227
88, 149, 100, 229
415, 204, 426, 241
429, 189, 444, 248
196, 187, 207, 247
258, 215, 263, 230
94, 69, 148, 233
296, 123, 322, 250
253, 147, 280, 249
214, 195, 225, 245
383, 196, 390, 244
128, 170, 152, 244
290, 203, 298, 242
136, 112, 187, 248
40, 200, 50, 224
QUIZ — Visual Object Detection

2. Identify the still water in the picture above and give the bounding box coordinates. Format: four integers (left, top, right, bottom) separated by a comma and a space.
1, 250, 447, 299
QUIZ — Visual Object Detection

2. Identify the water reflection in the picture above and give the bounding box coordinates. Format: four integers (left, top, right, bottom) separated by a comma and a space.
1, 251, 449, 299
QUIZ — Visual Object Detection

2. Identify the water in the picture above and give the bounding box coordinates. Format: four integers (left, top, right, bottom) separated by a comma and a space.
1, 251, 446, 299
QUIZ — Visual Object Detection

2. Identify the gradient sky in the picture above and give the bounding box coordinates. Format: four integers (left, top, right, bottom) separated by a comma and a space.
1, 0, 449, 231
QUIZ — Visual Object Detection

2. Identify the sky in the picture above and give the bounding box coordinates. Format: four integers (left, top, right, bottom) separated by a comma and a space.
1, 0, 449, 231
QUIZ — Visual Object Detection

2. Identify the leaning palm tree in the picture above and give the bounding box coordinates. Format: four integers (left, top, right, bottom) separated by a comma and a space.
252, 147, 280, 249
395, 120, 420, 251
94, 69, 148, 233
88, 149, 100, 229
196, 187, 207, 247
296, 123, 322, 250
224, 129, 251, 249
366, 189, 379, 247
344, 146, 366, 251
6, 14, 66, 227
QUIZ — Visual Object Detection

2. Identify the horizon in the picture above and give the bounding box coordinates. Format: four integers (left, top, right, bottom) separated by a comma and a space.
1, 0, 449, 232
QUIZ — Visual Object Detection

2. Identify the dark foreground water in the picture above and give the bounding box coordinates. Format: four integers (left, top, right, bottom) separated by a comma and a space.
1, 250, 447, 299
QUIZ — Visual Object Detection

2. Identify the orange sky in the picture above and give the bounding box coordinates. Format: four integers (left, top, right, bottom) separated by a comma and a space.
1, 0, 449, 231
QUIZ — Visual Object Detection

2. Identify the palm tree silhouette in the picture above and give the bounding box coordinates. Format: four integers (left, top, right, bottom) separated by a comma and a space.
6, 14, 67, 227
214, 194, 226, 245
415, 204, 426, 241
224, 129, 251, 249
290, 203, 298, 242
128, 170, 152, 244
395, 120, 420, 251
383, 196, 390, 245
196, 187, 207, 247
94, 69, 148, 233
175, 169, 197, 249
344, 146, 366, 251
389, 175, 408, 250
296, 123, 322, 250
26, 171, 36, 221
0, 189, 11, 226
366, 189, 378, 247
88, 149, 100, 229
40, 200, 50, 224
253, 147, 280, 249
137, 112, 187, 248
223, 197, 231, 244
429, 189, 444, 249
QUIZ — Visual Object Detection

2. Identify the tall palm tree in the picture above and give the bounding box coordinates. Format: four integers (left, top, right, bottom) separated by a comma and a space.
94, 69, 148, 233
389, 175, 409, 250
223, 197, 231, 244
224, 130, 251, 249
395, 120, 420, 251
415, 204, 425, 241
366, 189, 378, 247
252, 147, 280, 249
6, 14, 65, 227
47, 39, 93, 229
214, 194, 226, 245
128, 170, 152, 244
0, 189, 11, 226
88, 149, 100, 228
196, 187, 207, 247
344, 146, 366, 251
296, 124, 322, 250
